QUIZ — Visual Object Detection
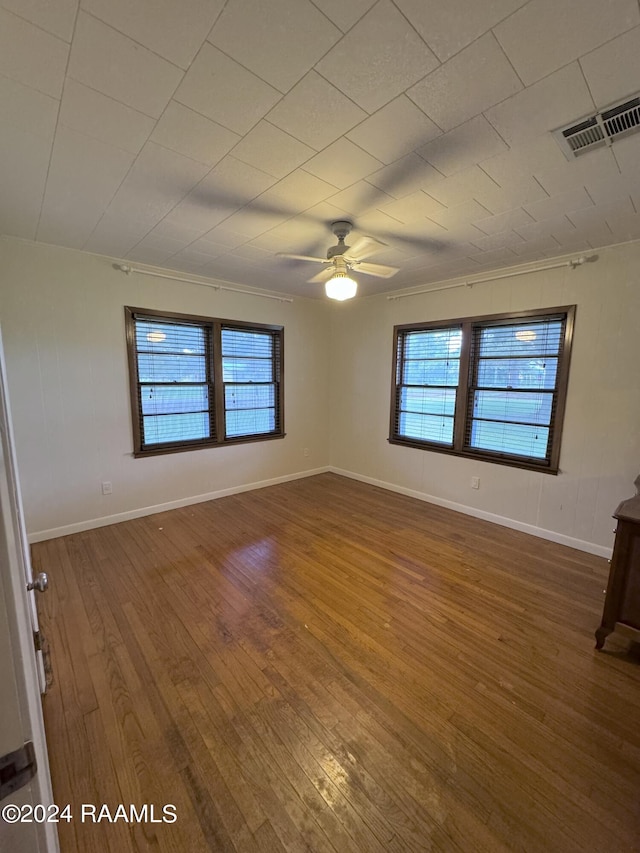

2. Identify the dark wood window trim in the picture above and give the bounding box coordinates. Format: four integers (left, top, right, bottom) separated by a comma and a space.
125, 307, 285, 458
389, 306, 576, 474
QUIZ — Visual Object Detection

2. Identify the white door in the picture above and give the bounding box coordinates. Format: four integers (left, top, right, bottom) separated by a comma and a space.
0, 325, 58, 853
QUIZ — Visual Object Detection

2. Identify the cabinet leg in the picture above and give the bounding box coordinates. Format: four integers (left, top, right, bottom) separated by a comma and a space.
595, 625, 611, 650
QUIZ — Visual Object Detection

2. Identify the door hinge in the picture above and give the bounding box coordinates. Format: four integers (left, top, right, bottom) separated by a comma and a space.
33, 630, 42, 652
0, 742, 37, 800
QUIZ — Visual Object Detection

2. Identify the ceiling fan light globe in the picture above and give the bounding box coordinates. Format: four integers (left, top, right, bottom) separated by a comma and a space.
325, 273, 357, 301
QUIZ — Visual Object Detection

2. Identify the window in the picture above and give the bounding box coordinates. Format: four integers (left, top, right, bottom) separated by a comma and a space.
125, 307, 284, 456
390, 306, 575, 473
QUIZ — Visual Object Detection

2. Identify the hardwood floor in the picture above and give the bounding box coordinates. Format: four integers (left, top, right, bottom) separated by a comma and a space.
33, 473, 640, 852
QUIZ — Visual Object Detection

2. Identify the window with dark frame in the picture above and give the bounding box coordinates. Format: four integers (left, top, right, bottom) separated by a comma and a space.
390, 306, 575, 473
125, 307, 284, 456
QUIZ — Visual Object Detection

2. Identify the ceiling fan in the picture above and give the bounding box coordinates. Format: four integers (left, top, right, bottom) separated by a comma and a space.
277, 220, 399, 300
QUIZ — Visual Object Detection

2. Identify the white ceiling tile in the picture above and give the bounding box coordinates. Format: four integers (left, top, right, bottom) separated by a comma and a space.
197, 225, 247, 249
0, 122, 50, 238
494, 0, 639, 85
436, 223, 488, 246
427, 200, 493, 231
2, 0, 639, 297
473, 207, 536, 235
513, 214, 576, 242
208, 0, 340, 93
162, 257, 212, 274
567, 197, 635, 230
352, 209, 415, 239
480, 134, 568, 187
229, 121, 314, 179
157, 198, 233, 234
381, 191, 447, 224
0, 74, 58, 141
193, 155, 278, 209
346, 96, 441, 165
182, 238, 227, 258
266, 71, 366, 151
311, 0, 377, 32
249, 217, 327, 253
366, 153, 444, 198
394, 0, 528, 62
328, 181, 395, 216
407, 33, 522, 132
533, 146, 620, 197
302, 138, 382, 189
59, 78, 155, 155
126, 246, 175, 265
467, 229, 525, 252
256, 170, 339, 215
0, 7, 68, 98
604, 211, 640, 242
83, 212, 153, 256
581, 25, 640, 108
427, 166, 501, 207
165, 247, 214, 267
229, 243, 274, 263
584, 163, 640, 208
135, 232, 191, 254
214, 206, 289, 239
174, 43, 280, 135
37, 125, 135, 248
82, 0, 224, 69
151, 101, 239, 166
545, 235, 592, 253
0, 0, 78, 41
568, 222, 612, 249
315, 0, 439, 114
103, 142, 210, 228
470, 176, 549, 215
68, 13, 182, 118
612, 131, 640, 177
524, 187, 594, 222
416, 116, 509, 176
150, 221, 206, 243
302, 200, 355, 227
467, 247, 518, 267
485, 63, 595, 147
510, 236, 559, 255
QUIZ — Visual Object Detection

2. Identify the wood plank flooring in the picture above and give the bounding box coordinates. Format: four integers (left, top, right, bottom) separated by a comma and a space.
33, 473, 640, 852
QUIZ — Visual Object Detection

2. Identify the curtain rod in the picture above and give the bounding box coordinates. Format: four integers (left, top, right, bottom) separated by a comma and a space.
114, 264, 294, 303
386, 256, 593, 301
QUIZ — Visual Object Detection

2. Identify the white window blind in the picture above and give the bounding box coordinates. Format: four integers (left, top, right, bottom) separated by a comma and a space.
390, 307, 574, 473
126, 308, 284, 456
134, 319, 212, 447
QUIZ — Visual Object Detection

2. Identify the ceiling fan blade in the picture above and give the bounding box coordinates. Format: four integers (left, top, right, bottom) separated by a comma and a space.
344, 235, 387, 261
307, 267, 335, 284
276, 252, 329, 264
352, 261, 399, 279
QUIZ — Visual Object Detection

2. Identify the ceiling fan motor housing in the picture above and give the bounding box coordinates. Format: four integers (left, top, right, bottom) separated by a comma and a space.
327, 220, 353, 259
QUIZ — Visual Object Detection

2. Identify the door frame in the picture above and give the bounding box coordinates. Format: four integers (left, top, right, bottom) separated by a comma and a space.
0, 324, 58, 852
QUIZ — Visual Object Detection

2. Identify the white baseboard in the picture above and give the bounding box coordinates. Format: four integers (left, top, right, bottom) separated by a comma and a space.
27, 467, 331, 543
329, 467, 612, 559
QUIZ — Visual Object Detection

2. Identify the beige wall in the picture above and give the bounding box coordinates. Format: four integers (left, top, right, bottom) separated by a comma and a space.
0, 238, 330, 538
1, 236, 638, 554
329, 241, 640, 555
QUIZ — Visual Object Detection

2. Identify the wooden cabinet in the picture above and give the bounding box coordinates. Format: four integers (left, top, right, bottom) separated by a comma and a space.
595, 479, 640, 650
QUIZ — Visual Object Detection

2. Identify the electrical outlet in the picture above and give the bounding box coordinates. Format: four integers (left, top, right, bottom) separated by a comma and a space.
471, 477, 480, 490
101, 481, 112, 495
303, 448, 310, 457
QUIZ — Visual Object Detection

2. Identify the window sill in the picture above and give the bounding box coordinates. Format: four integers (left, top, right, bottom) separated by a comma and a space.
133, 432, 286, 458
388, 437, 559, 475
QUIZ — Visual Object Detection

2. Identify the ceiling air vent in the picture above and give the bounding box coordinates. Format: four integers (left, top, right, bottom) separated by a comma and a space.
553, 95, 640, 159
